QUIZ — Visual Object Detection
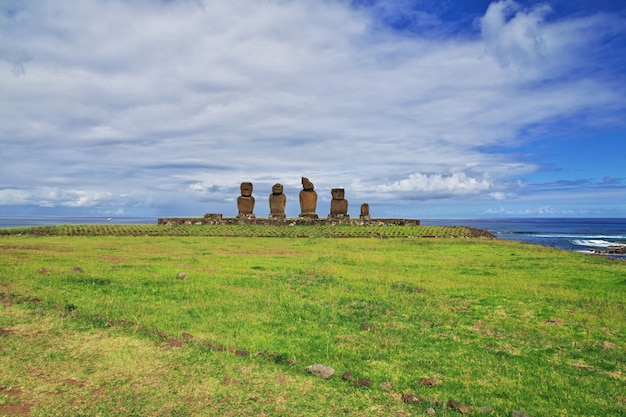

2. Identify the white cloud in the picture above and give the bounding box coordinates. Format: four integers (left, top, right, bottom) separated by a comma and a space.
376, 172, 492, 197
480, 0, 552, 69
0, 0, 624, 216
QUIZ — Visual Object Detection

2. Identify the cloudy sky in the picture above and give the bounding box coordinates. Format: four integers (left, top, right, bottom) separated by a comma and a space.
1, 0, 625, 219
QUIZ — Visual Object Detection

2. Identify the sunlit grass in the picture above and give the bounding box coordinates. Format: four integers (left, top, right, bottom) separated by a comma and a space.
1, 232, 625, 416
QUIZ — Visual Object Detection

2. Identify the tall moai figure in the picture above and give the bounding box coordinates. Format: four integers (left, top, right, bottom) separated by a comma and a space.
329, 188, 349, 218
269, 183, 286, 220
299, 177, 318, 218
360, 203, 370, 221
237, 182, 255, 218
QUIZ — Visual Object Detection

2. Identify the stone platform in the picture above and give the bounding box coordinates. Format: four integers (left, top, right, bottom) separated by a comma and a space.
157, 214, 419, 227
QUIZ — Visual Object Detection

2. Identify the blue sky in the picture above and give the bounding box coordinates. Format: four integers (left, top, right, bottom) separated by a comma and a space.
1, 0, 625, 219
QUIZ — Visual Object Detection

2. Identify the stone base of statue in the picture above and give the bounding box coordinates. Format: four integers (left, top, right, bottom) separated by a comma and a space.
328, 214, 350, 220
236, 213, 256, 224
359, 215, 371, 221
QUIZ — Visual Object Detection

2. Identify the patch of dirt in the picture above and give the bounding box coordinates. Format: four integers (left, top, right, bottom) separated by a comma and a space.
416, 377, 438, 386
163, 339, 186, 348
64, 379, 87, 387
0, 387, 23, 397
402, 393, 424, 404
98, 255, 128, 264
572, 364, 595, 371
0, 328, 14, 336
0, 403, 32, 416
544, 318, 566, 325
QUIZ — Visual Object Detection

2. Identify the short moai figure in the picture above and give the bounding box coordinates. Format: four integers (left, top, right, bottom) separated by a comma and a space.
329, 188, 349, 219
299, 177, 318, 218
237, 182, 255, 218
360, 203, 370, 220
269, 183, 286, 220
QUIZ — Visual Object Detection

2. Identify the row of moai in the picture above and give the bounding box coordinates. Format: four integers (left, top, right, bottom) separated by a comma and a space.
237, 177, 370, 220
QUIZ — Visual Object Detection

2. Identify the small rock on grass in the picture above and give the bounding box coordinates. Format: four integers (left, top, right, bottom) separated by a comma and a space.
426, 408, 436, 415
354, 378, 371, 388
402, 393, 424, 404
306, 364, 335, 379
341, 371, 355, 381
447, 399, 473, 414
416, 377, 438, 386
176, 272, 188, 280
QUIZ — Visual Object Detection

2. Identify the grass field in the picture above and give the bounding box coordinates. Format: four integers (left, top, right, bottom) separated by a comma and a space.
1, 225, 625, 416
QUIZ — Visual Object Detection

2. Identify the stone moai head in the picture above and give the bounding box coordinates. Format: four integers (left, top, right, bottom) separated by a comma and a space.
240, 182, 253, 197
302, 177, 314, 191
331, 188, 345, 200
272, 183, 284, 195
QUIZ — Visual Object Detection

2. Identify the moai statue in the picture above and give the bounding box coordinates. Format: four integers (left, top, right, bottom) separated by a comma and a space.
329, 188, 349, 218
237, 182, 255, 218
299, 177, 318, 218
269, 183, 286, 220
360, 203, 370, 221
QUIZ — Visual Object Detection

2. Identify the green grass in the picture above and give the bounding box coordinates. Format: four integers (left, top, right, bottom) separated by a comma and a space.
1, 226, 625, 416
0, 223, 490, 238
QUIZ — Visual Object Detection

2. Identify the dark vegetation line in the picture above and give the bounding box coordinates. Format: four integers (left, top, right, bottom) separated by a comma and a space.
0, 224, 496, 238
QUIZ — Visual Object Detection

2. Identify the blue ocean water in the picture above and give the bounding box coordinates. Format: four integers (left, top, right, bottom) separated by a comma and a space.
422, 218, 626, 258
0, 216, 158, 228
1, 216, 625, 258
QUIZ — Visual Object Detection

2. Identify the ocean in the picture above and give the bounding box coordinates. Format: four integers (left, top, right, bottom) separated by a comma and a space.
1, 216, 625, 259
421, 218, 626, 258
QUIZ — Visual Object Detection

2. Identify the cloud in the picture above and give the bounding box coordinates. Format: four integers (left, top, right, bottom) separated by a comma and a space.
0, 0, 624, 217
480, 0, 552, 69
376, 172, 492, 198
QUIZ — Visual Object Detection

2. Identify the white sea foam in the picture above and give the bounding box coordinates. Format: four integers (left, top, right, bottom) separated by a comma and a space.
570, 239, 626, 248
534, 234, 626, 239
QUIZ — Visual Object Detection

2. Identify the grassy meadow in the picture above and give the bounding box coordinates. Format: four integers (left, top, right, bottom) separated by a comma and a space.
1, 224, 625, 416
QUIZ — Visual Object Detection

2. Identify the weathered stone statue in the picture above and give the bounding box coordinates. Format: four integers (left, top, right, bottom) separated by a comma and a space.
299, 177, 318, 218
360, 203, 370, 220
269, 183, 286, 220
237, 182, 255, 218
329, 188, 348, 218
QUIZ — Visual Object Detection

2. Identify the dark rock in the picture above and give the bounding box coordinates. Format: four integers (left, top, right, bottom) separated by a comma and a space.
402, 393, 424, 404
360, 322, 377, 332
354, 378, 371, 388
341, 371, 355, 381
416, 377, 438, 386
447, 399, 473, 414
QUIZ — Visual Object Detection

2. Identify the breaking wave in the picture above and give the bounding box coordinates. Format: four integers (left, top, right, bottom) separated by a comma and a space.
571, 239, 626, 249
